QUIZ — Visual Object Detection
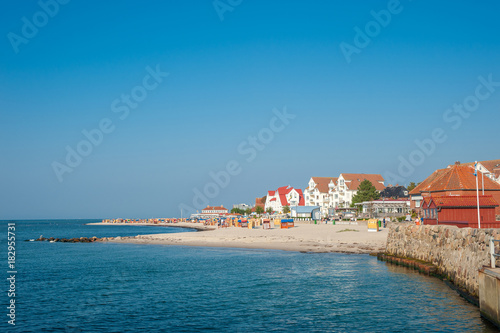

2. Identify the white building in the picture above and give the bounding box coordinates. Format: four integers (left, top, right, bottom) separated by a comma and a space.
304, 174, 386, 216
264, 186, 305, 213
355, 199, 411, 218
291, 206, 321, 219
331, 173, 385, 208
303, 177, 338, 215
201, 205, 228, 216
232, 203, 253, 211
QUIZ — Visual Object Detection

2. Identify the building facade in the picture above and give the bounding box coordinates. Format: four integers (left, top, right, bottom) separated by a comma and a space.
201, 205, 228, 215
410, 162, 500, 217
422, 195, 499, 228
304, 174, 385, 216
232, 203, 253, 211
331, 173, 385, 209
264, 186, 305, 213
291, 206, 321, 219
356, 199, 411, 218
303, 177, 337, 215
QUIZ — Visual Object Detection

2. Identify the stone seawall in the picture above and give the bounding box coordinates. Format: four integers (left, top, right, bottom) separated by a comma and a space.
386, 223, 500, 297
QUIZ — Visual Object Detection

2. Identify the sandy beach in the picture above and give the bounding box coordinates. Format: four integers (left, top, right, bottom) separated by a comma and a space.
89, 222, 388, 253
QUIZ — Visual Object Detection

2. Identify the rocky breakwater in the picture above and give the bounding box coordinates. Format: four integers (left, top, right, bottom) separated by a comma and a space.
386, 223, 500, 297
27, 236, 126, 243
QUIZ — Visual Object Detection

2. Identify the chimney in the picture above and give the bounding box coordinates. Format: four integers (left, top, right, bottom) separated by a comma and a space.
455, 161, 461, 165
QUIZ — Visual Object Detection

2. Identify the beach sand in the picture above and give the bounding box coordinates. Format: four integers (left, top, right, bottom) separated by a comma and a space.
90, 222, 388, 254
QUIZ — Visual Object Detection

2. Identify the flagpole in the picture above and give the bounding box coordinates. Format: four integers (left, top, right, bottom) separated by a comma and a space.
475, 161, 481, 229
482, 170, 485, 195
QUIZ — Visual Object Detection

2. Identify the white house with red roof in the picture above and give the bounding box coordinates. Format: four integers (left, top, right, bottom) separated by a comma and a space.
331, 173, 385, 208
201, 205, 228, 216
264, 186, 305, 213
304, 174, 385, 215
303, 177, 338, 215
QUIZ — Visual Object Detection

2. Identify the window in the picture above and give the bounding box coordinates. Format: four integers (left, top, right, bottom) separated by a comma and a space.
340, 179, 344, 186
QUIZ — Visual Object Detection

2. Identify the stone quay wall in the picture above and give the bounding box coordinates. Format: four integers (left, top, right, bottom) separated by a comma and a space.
386, 223, 500, 297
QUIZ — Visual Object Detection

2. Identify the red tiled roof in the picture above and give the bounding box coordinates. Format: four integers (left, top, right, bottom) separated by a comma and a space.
268, 186, 305, 207
311, 177, 338, 193
426, 195, 499, 208
277, 185, 293, 195
279, 194, 288, 206
296, 188, 305, 206
421, 197, 434, 209
410, 164, 500, 195
268, 191, 275, 196
409, 168, 446, 195
341, 174, 385, 191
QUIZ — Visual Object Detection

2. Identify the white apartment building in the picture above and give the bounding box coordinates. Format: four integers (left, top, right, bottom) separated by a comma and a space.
303, 177, 338, 215
331, 173, 385, 208
304, 174, 386, 215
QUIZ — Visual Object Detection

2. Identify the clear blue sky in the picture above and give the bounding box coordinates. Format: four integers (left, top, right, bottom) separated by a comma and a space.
1, 0, 499, 219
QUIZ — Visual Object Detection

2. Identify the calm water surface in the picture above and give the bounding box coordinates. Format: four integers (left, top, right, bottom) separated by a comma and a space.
0, 220, 497, 332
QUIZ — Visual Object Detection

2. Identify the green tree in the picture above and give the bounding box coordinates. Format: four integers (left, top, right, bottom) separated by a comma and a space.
231, 207, 245, 215
407, 182, 417, 192
245, 208, 252, 216
266, 207, 273, 215
282, 205, 290, 214
351, 180, 380, 210
255, 206, 264, 215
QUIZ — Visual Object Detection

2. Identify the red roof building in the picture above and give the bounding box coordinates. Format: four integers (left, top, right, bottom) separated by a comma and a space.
331, 173, 385, 210
304, 177, 338, 211
410, 162, 500, 216
201, 205, 228, 215
264, 185, 305, 213
341, 173, 386, 191
422, 195, 499, 228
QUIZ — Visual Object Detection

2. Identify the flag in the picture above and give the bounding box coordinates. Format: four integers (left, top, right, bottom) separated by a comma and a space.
473, 161, 478, 177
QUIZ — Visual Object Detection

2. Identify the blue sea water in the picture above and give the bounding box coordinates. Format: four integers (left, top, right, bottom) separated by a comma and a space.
0, 220, 497, 332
